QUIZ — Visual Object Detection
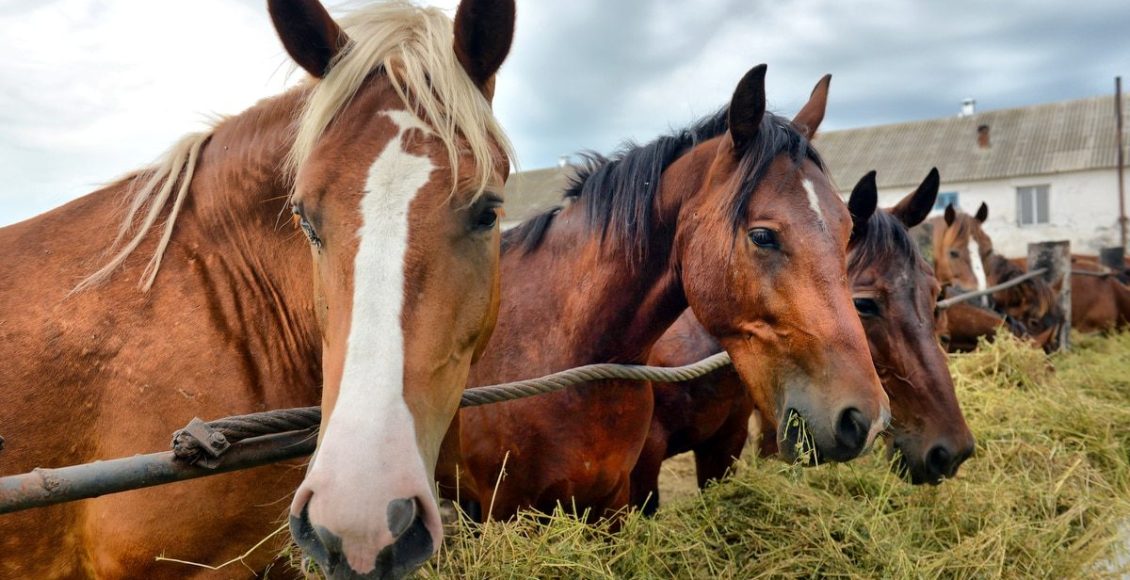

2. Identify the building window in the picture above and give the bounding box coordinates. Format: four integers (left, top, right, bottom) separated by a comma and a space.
933, 191, 959, 212
1016, 185, 1050, 226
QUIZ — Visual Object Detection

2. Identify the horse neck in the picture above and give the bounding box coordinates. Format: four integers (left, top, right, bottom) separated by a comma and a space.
166, 89, 321, 381
496, 144, 718, 366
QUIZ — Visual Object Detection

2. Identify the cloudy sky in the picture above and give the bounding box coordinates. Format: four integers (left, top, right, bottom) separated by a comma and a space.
1, 0, 1127, 226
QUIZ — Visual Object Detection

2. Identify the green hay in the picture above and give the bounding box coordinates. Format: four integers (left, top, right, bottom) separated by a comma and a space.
306, 332, 1130, 578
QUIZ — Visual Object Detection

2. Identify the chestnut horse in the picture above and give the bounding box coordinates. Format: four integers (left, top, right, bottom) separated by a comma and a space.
446, 67, 889, 522
0, 1, 514, 578
632, 170, 975, 511
932, 203, 1063, 352
1003, 256, 1129, 333
1065, 258, 1129, 333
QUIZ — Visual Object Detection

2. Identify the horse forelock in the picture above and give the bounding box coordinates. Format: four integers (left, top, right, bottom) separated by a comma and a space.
943, 212, 992, 255
726, 112, 825, 233
848, 210, 922, 277
288, 0, 512, 198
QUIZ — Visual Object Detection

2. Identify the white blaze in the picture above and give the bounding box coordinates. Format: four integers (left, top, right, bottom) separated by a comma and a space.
293, 110, 439, 574
968, 237, 989, 306
802, 178, 825, 226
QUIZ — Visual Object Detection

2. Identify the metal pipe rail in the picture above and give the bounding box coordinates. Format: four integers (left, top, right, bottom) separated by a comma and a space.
1071, 269, 1123, 278
0, 352, 733, 515
936, 268, 1048, 310
0, 430, 316, 515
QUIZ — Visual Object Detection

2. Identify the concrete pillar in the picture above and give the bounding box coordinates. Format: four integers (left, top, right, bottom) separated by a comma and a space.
1027, 241, 1071, 351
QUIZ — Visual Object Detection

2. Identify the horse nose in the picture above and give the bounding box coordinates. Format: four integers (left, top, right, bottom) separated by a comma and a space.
290, 501, 337, 575
832, 407, 870, 459
290, 495, 435, 580
925, 440, 975, 482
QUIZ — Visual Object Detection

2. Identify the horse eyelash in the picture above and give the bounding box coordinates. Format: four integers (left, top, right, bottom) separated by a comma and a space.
292, 209, 322, 248
300, 220, 322, 248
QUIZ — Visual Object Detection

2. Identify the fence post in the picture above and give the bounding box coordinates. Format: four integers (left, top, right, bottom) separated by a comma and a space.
1099, 246, 1125, 270
1027, 241, 1071, 351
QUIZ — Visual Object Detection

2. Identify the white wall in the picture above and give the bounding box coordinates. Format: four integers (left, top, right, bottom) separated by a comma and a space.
876, 168, 1128, 258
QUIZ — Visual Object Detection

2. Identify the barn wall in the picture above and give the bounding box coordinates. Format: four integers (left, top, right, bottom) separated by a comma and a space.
874, 168, 1126, 258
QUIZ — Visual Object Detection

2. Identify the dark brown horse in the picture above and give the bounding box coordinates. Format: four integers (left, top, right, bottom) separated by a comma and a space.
932, 203, 1063, 352
0, 1, 515, 578
633, 170, 975, 512
445, 67, 889, 522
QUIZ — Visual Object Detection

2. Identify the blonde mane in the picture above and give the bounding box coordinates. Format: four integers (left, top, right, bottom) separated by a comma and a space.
78, 0, 512, 293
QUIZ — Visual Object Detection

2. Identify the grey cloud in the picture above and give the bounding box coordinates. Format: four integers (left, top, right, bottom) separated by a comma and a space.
1, 0, 1127, 225
492, 0, 1130, 169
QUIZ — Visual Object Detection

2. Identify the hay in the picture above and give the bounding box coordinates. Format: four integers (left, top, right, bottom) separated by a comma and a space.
302, 332, 1130, 578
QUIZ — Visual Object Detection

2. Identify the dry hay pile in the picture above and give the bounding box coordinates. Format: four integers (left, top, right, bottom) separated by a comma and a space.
412, 332, 1130, 579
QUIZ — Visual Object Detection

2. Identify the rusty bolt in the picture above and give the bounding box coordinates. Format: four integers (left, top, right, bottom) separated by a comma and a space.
209, 432, 228, 449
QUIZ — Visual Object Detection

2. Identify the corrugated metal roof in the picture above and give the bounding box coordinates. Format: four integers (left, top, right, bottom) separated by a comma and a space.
816, 94, 1129, 189
502, 94, 1130, 218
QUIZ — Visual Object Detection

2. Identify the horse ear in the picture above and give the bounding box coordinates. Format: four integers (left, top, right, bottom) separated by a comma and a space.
975, 202, 989, 223
944, 203, 957, 227
453, 0, 516, 98
890, 167, 940, 229
792, 74, 831, 140
728, 64, 768, 154
848, 171, 878, 242
268, 0, 351, 79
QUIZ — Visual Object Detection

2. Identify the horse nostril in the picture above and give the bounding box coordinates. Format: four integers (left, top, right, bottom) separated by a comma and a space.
376, 497, 435, 579
289, 502, 339, 575
926, 445, 955, 480
387, 497, 419, 539
834, 407, 869, 455
951, 439, 976, 475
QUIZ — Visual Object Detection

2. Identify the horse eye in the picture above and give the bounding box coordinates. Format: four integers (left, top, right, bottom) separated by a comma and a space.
853, 297, 881, 318
949, 249, 960, 259
470, 195, 502, 233
292, 206, 322, 248
473, 206, 499, 231
748, 227, 780, 250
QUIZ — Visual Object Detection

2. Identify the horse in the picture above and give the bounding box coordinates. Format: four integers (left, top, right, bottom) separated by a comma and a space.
936, 300, 1029, 352
444, 67, 890, 523
931, 203, 1063, 352
631, 169, 976, 512
0, 1, 515, 578
1001, 255, 1129, 334
1070, 269, 1130, 333
1063, 257, 1130, 333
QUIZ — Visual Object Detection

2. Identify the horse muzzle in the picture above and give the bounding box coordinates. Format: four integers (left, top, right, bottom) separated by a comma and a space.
290, 497, 434, 580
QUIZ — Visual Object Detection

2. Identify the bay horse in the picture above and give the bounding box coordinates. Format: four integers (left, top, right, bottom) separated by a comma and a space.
932, 203, 1063, 352
937, 300, 1029, 352
446, 67, 889, 522
0, 1, 515, 578
632, 169, 975, 512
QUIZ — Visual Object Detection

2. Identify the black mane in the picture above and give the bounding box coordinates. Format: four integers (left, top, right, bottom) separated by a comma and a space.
502, 108, 824, 265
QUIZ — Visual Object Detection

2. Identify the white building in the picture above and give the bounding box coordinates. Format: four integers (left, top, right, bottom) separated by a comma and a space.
504, 94, 1130, 258
817, 94, 1129, 257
